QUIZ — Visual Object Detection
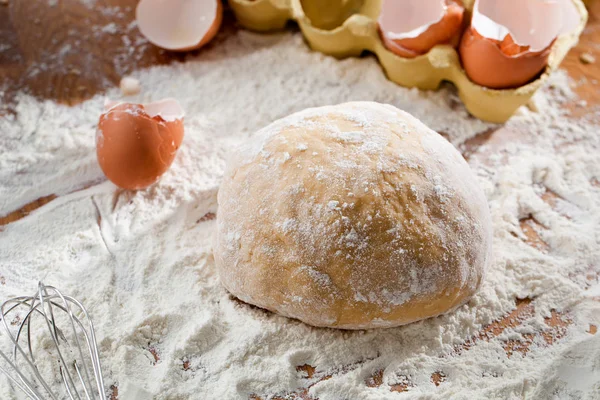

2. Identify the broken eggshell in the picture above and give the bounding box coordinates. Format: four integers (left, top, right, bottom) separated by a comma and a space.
136, 0, 223, 51
379, 0, 465, 58
460, 0, 581, 89
96, 99, 185, 190
229, 0, 586, 122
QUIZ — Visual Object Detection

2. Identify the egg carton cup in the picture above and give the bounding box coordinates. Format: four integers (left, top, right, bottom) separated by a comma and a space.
229, 0, 588, 123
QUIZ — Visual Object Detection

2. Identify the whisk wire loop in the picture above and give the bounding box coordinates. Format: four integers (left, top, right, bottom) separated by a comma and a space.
0, 282, 106, 400
2, 297, 58, 400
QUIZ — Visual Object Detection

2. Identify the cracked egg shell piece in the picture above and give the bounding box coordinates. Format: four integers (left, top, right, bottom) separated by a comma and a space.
379, 0, 465, 58
96, 99, 184, 190
460, 0, 582, 89
136, 0, 223, 51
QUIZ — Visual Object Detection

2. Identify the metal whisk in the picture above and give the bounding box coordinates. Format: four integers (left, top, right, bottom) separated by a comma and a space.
0, 282, 106, 400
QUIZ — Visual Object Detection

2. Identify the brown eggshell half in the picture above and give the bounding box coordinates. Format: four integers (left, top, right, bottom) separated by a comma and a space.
136, 0, 223, 52
459, 27, 552, 90
379, 0, 465, 58
96, 101, 184, 190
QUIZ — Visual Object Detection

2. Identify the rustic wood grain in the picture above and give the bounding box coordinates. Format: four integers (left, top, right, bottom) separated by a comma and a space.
0, 0, 184, 109
562, 0, 600, 106
0, 194, 56, 227
1, 1, 599, 399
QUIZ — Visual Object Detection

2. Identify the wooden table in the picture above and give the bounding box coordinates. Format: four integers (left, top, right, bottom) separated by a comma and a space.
1, 1, 599, 398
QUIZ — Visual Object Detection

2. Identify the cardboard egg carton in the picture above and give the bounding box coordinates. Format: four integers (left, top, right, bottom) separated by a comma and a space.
229, 0, 588, 123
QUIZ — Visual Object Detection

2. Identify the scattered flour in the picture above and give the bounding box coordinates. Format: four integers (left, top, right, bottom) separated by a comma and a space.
0, 30, 599, 400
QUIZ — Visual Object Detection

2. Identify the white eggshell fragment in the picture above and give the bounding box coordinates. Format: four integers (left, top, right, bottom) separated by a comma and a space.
143, 98, 186, 122
472, 0, 580, 52
378, 0, 465, 58
379, 0, 446, 40
136, 0, 223, 51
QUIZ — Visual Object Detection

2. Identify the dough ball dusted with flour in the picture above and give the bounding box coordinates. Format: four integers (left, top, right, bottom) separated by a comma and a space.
214, 102, 492, 329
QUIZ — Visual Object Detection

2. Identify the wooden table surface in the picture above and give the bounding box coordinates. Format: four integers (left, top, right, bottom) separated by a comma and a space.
1, 1, 599, 399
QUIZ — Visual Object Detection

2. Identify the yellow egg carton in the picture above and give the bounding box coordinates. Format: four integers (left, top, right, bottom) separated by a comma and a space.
229, 0, 588, 123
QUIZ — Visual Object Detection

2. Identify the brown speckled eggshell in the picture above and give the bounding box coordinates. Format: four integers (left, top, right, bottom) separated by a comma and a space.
96, 103, 184, 190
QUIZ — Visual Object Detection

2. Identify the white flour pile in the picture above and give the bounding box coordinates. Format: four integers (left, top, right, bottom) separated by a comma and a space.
0, 30, 599, 399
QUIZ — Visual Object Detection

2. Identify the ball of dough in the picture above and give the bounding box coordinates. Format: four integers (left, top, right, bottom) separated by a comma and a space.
214, 102, 492, 329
